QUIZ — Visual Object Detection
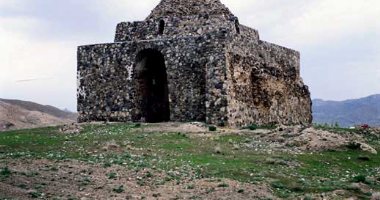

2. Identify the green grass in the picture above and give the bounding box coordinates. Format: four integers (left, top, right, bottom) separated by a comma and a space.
107, 172, 117, 180
112, 185, 124, 193
0, 167, 11, 179
0, 123, 379, 199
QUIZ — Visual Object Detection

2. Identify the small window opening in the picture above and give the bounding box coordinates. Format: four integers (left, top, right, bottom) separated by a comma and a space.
235, 19, 240, 34
158, 20, 165, 35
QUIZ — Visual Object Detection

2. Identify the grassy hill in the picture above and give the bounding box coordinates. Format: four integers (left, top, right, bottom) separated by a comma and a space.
0, 123, 379, 199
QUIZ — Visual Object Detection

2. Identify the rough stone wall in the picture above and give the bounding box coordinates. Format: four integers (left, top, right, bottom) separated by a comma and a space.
78, 36, 226, 123
225, 25, 312, 127
82, 5, 239, 125
115, 15, 236, 42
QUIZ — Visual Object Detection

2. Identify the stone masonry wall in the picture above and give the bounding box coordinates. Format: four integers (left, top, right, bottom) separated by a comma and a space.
115, 15, 236, 42
78, 36, 227, 123
81, 8, 239, 125
225, 25, 312, 127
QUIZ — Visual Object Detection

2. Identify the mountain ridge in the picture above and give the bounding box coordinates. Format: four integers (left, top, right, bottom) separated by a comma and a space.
312, 94, 380, 127
0, 98, 77, 131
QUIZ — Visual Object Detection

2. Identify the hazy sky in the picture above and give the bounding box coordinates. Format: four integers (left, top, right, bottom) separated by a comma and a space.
0, 0, 379, 111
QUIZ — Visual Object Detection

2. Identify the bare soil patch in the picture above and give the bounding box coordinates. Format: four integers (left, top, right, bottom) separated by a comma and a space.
0, 159, 275, 200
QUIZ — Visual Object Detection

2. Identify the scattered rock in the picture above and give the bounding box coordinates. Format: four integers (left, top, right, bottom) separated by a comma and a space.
0, 158, 277, 200
288, 127, 348, 151
214, 145, 222, 154
348, 142, 378, 154
0, 121, 15, 131
356, 142, 378, 154
372, 192, 380, 200
264, 158, 288, 166
102, 140, 120, 152
59, 123, 82, 134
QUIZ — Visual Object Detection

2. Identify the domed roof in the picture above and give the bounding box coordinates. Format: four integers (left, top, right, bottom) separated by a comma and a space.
146, 0, 233, 19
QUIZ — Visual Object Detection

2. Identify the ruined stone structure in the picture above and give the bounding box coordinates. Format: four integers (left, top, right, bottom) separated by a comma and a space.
77, 0, 312, 127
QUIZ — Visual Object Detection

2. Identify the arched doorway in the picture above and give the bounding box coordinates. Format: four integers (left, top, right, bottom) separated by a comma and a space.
135, 49, 170, 122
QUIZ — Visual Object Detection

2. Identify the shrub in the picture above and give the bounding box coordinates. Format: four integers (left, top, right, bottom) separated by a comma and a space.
107, 172, 117, 179
209, 126, 217, 132
187, 184, 195, 189
243, 123, 277, 130
0, 167, 11, 178
217, 183, 229, 188
303, 195, 314, 200
357, 155, 370, 161
248, 124, 258, 130
113, 185, 124, 193
29, 191, 42, 198
260, 123, 277, 130
347, 142, 361, 150
218, 121, 225, 127
353, 175, 366, 183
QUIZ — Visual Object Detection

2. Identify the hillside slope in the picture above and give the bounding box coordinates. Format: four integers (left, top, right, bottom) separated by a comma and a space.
0, 99, 77, 131
0, 123, 379, 199
313, 94, 380, 127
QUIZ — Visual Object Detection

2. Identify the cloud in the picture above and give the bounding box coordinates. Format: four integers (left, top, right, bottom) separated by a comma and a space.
15, 77, 53, 83
92, 0, 159, 21
281, 0, 380, 47
300, 35, 380, 100
0, 15, 77, 110
0, 20, 75, 82
0, 0, 22, 9
0, 0, 112, 43
221, 0, 380, 49
373, 51, 380, 80
306, 59, 380, 100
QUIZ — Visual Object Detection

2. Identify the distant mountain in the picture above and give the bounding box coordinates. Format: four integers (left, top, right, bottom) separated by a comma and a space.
0, 99, 77, 131
312, 94, 380, 127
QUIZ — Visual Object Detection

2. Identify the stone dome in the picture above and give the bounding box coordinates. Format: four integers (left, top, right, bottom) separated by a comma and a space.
146, 0, 233, 20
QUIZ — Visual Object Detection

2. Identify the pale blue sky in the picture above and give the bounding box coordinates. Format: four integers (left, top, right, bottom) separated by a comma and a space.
0, 0, 379, 111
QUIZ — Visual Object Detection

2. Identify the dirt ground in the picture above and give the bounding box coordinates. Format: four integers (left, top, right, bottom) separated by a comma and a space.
0, 159, 275, 200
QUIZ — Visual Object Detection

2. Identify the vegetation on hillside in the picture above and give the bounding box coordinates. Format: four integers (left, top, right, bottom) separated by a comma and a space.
0, 123, 379, 199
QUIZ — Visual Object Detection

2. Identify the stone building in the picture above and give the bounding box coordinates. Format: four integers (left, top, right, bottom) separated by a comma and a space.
77, 0, 312, 127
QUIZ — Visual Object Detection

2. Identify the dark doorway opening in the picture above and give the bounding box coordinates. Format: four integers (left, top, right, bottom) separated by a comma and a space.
135, 49, 170, 123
